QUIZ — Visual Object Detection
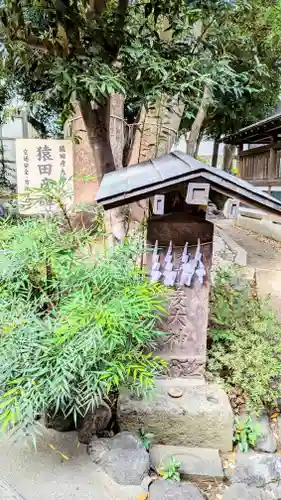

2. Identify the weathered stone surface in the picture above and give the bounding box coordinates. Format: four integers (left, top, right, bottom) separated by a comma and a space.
77, 405, 112, 444
119, 379, 233, 452
140, 476, 153, 492
149, 479, 204, 500
277, 415, 281, 444
150, 445, 224, 478
231, 452, 281, 497
88, 432, 149, 485
254, 415, 277, 453
222, 484, 266, 500
0, 480, 24, 500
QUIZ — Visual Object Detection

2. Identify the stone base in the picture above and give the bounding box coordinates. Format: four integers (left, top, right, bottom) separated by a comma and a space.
119, 378, 233, 452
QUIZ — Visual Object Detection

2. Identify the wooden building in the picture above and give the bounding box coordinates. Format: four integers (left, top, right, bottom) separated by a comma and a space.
223, 113, 281, 200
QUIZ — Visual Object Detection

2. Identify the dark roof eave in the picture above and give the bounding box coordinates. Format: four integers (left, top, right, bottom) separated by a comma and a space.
222, 112, 281, 145
98, 168, 281, 215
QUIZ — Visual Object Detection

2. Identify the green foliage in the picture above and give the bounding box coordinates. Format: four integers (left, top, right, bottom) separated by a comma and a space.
0, 0, 279, 148
208, 267, 281, 413
202, 0, 281, 139
233, 416, 261, 453
139, 427, 154, 451
0, 214, 167, 442
159, 456, 182, 482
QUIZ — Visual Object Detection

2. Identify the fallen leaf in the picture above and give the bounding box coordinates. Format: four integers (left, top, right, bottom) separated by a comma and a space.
137, 494, 148, 500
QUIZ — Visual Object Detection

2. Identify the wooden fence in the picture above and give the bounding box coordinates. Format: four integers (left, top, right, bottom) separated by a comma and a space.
239, 145, 281, 187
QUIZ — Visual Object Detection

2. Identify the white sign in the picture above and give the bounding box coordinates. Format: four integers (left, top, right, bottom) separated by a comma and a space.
16, 138, 73, 214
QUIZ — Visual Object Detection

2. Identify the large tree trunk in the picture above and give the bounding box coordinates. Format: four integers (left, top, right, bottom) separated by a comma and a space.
109, 93, 124, 170
212, 135, 221, 168
79, 98, 115, 183
195, 132, 203, 158
78, 97, 128, 243
223, 144, 235, 173
106, 93, 128, 243
186, 86, 211, 156
70, 94, 184, 240
127, 98, 184, 233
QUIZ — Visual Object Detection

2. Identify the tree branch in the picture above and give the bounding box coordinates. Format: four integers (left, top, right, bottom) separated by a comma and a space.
118, 0, 129, 17
191, 18, 215, 55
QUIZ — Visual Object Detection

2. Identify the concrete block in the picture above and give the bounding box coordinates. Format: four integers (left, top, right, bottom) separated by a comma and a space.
215, 225, 247, 266
150, 444, 224, 478
119, 379, 233, 452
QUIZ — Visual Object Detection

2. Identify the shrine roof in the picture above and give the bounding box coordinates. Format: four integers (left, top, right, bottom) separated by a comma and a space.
96, 151, 281, 215
222, 112, 281, 145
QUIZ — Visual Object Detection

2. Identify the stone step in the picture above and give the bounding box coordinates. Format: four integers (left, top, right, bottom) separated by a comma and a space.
150, 445, 224, 479
119, 378, 233, 452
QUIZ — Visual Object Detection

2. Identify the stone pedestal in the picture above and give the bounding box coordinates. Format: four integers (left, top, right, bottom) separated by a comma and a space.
119, 378, 233, 452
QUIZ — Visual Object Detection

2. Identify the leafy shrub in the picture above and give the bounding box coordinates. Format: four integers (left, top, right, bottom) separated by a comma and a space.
0, 216, 167, 441
159, 456, 182, 482
208, 267, 281, 413
233, 416, 261, 452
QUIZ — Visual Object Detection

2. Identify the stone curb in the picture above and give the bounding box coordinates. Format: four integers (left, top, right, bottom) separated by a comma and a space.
214, 224, 247, 267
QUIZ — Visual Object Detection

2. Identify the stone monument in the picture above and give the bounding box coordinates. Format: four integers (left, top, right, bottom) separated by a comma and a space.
96, 152, 281, 452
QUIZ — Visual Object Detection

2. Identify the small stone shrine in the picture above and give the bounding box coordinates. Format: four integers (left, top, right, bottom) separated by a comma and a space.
96, 151, 281, 451
96, 151, 281, 379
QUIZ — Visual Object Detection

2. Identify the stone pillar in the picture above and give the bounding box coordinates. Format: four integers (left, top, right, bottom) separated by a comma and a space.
146, 213, 213, 377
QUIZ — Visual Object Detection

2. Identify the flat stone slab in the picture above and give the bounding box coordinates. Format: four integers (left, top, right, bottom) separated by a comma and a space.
0, 479, 24, 500
222, 484, 266, 500
119, 378, 233, 452
149, 479, 204, 500
150, 445, 224, 478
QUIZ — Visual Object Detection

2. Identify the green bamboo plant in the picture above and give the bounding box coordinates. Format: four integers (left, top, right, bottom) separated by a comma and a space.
0, 180, 167, 443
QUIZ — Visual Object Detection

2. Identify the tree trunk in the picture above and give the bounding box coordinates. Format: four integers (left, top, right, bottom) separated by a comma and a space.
71, 94, 184, 240
186, 86, 211, 157
106, 93, 128, 243
127, 98, 184, 233
79, 95, 129, 243
109, 93, 124, 170
223, 144, 235, 172
195, 133, 203, 158
79, 98, 115, 184
211, 135, 220, 168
